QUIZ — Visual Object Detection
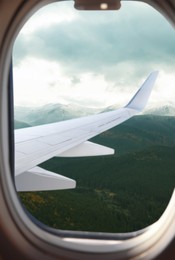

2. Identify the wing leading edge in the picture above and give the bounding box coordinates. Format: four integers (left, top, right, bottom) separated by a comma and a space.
15, 71, 158, 191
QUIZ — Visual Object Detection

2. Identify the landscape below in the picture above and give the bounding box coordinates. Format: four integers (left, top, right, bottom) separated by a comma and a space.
17, 114, 175, 233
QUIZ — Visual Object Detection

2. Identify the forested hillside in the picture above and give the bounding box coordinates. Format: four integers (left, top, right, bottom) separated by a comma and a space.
18, 115, 175, 232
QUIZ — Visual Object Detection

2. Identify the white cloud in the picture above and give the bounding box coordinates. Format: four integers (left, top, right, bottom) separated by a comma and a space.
13, 56, 175, 109
13, 57, 123, 108
20, 1, 77, 36
13, 58, 62, 106
147, 70, 175, 108
13, 1, 175, 110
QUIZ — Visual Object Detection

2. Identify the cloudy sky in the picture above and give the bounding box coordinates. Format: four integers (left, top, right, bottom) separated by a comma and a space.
13, 0, 175, 109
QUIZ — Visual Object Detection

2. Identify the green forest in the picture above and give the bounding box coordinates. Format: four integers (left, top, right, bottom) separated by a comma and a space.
18, 115, 175, 233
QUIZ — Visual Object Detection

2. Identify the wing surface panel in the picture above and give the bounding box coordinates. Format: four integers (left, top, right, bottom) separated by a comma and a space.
15, 108, 129, 175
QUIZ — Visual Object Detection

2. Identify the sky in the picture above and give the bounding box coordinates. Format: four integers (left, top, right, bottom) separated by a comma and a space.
13, 0, 175, 109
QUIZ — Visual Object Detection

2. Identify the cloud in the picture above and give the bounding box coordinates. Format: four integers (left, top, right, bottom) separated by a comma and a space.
13, 1, 175, 108
14, 1, 175, 69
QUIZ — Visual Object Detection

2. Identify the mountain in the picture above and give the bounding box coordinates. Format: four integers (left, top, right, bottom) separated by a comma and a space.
103, 104, 175, 116
145, 105, 175, 116
20, 145, 175, 233
91, 115, 175, 155
19, 115, 175, 233
14, 120, 30, 129
15, 103, 175, 129
14, 103, 102, 126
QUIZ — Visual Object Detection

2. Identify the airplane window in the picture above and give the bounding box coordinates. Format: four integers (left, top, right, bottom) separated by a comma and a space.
13, 0, 175, 233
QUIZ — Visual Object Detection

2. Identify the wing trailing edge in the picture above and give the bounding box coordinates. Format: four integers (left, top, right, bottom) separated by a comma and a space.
58, 141, 114, 157
15, 166, 76, 192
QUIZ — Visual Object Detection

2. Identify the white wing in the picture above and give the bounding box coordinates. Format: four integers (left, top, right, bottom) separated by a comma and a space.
15, 71, 158, 191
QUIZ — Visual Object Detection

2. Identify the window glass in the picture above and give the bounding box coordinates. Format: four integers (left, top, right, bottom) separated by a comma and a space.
13, 1, 175, 232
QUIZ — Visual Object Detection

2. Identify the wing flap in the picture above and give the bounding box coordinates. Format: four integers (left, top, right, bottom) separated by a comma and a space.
58, 141, 114, 157
15, 166, 76, 192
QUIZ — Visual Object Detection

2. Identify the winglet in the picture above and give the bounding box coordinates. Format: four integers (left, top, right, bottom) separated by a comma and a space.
125, 71, 159, 112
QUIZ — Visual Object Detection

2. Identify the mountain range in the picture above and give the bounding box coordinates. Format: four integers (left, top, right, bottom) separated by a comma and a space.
145, 105, 175, 116
19, 114, 175, 233
14, 103, 102, 127
104, 104, 175, 116
14, 103, 175, 129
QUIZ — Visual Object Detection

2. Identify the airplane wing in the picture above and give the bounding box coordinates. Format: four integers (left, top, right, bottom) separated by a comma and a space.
15, 71, 158, 191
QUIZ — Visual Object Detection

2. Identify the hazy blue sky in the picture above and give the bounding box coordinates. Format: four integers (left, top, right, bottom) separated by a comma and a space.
13, 1, 175, 109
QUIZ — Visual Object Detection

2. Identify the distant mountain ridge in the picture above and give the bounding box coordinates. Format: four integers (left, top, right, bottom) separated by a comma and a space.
20, 115, 175, 233
14, 103, 175, 128
145, 105, 175, 116
92, 114, 175, 155
14, 120, 30, 129
14, 103, 102, 126
17, 103, 175, 232
102, 104, 175, 116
